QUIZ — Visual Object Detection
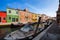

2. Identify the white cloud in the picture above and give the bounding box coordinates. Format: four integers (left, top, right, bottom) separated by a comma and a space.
7, 2, 24, 9
7, 0, 59, 17
25, 0, 59, 17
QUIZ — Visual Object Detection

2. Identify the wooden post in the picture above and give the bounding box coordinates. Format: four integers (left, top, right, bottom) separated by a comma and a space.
34, 17, 41, 34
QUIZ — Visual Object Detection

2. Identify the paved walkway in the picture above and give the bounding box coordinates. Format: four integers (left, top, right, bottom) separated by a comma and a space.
40, 22, 60, 40
47, 22, 60, 34
33, 22, 54, 40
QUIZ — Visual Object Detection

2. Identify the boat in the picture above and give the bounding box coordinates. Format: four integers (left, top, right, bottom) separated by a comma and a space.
4, 24, 35, 40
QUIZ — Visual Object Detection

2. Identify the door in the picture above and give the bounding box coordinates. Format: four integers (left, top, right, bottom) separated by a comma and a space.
12, 18, 15, 22
0, 17, 1, 22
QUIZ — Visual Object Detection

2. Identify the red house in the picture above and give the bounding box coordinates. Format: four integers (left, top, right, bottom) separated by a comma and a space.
0, 11, 6, 23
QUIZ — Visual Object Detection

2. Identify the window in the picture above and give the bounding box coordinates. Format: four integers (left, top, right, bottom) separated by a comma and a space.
9, 10, 11, 13
25, 16, 28, 21
16, 18, 18, 22
25, 13, 28, 17
12, 18, 15, 22
3, 18, 6, 20
16, 11, 18, 14
9, 17, 11, 20
35, 15, 37, 17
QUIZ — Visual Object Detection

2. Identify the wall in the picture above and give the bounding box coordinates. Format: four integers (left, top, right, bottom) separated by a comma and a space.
7, 15, 18, 23
32, 13, 38, 22
19, 11, 27, 23
7, 8, 19, 23
27, 12, 33, 23
0, 12, 6, 23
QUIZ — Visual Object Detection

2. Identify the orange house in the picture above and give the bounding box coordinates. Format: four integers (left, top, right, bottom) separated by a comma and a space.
28, 12, 33, 23
19, 8, 33, 24
19, 11, 26, 24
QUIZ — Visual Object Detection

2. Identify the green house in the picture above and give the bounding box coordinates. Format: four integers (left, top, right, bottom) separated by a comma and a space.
7, 8, 19, 23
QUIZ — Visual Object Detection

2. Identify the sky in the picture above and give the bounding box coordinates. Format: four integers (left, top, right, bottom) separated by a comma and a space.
0, 0, 59, 17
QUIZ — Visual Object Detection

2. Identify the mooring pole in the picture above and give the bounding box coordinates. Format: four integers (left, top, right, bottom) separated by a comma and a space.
34, 17, 41, 34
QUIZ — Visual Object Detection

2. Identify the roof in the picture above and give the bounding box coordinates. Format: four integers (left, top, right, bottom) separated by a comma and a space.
7, 7, 42, 15
7, 7, 23, 11
0, 11, 6, 13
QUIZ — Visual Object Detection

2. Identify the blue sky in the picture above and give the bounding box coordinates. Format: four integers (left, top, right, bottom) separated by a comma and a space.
0, 0, 59, 17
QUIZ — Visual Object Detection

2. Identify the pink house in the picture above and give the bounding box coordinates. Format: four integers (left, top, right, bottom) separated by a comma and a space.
19, 11, 26, 23
19, 8, 33, 24
28, 12, 33, 23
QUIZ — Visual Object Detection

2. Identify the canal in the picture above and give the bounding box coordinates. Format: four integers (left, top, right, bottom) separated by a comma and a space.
0, 23, 45, 34
0, 23, 46, 39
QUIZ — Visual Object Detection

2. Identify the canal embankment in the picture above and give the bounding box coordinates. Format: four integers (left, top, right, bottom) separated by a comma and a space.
32, 22, 54, 40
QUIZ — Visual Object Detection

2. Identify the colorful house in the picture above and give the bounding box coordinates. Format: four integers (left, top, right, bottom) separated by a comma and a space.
41, 14, 47, 22
7, 8, 19, 23
0, 11, 6, 23
19, 8, 29, 24
32, 13, 38, 22
19, 8, 33, 24
28, 12, 33, 23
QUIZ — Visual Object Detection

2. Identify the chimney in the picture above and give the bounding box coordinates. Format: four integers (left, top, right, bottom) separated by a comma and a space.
24, 8, 28, 12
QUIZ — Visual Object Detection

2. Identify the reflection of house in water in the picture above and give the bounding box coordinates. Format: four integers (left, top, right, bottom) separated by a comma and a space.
0, 29, 6, 38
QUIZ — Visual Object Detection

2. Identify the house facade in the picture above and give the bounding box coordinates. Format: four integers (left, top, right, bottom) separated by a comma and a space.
19, 8, 33, 24
28, 12, 33, 23
0, 11, 6, 23
41, 14, 48, 22
19, 10, 27, 23
19, 9, 29, 23
32, 13, 38, 22
7, 8, 19, 23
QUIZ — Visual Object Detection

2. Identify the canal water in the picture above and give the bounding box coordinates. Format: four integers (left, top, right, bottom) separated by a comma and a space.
0, 27, 20, 34
0, 23, 45, 35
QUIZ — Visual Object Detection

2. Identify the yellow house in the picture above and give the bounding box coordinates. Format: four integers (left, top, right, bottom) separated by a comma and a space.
32, 13, 38, 22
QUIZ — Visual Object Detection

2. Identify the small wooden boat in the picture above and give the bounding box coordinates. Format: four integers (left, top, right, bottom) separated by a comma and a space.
10, 23, 25, 28
4, 24, 35, 40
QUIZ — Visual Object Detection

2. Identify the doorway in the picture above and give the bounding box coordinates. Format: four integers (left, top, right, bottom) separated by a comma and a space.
0, 17, 1, 22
